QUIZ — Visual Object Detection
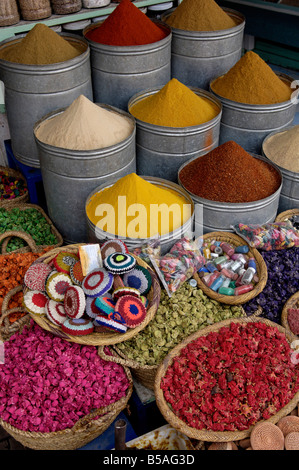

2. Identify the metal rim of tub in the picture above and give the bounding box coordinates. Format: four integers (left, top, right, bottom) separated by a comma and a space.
127, 86, 222, 134
33, 103, 136, 160
85, 175, 195, 247
161, 7, 245, 40
209, 72, 298, 113
177, 152, 283, 232
83, 19, 172, 54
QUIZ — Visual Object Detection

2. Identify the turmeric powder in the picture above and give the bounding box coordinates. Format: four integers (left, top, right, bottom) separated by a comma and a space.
211, 51, 292, 105
129, 78, 219, 127
165, 0, 237, 31
86, 173, 191, 238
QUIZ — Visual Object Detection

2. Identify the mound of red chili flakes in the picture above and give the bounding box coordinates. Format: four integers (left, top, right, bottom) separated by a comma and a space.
160, 322, 299, 432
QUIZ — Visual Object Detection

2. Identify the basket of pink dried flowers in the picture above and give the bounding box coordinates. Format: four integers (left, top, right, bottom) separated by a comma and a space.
0, 312, 133, 450
154, 316, 299, 443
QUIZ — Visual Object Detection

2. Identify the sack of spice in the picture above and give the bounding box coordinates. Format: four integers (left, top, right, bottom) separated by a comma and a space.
148, 237, 205, 296
232, 221, 299, 251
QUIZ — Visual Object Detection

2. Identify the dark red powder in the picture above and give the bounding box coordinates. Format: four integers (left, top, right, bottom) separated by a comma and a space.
85, 0, 167, 46
179, 141, 281, 203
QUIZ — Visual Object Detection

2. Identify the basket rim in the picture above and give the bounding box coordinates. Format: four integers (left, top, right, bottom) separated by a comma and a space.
281, 291, 299, 340
194, 231, 268, 305
25, 244, 161, 346
275, 209, 299, 223
154, 316, 299, 442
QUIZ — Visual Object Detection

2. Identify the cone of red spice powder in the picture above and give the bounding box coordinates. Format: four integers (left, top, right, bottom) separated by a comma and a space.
85, 0, 167, 46
179, 141, 281, 203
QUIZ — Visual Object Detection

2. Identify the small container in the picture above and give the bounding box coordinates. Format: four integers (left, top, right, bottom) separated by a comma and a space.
18, 0, 52, 20
83, 0, 110, 7
63, 19, 91, 36
51, 0, 82, 14
0, 0, 20, 26
147, 2, 173, 19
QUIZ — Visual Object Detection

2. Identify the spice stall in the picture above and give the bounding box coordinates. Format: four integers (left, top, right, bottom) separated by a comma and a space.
0, 0, 298, 454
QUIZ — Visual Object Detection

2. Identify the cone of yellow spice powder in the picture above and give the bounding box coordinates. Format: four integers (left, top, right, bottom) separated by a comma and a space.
129, 78, 219, 127
211, 51, 292, 105
86, 173, 192, 239
165, 0, 237, 31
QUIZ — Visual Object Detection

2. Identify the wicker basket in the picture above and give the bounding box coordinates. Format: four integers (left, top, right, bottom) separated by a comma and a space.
193, 232, 267, 305
0, 311, 133, 450
1, 285, 27, 341
50, 0, 82, 14
0, 166, 28, 208
281, 291, 299, 340
0, 0, 20, 26
25, 244, 161, 346
154, 316, 299, 443
275, 209, 299, 223
18, 0, 52, 20
0, 203, 63, 255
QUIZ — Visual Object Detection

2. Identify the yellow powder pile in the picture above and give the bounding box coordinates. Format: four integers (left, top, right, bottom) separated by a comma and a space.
0, 23, 81, 65
35, 95, 134, 151
129, 78, 219, 127
263, 125, 299, 173
211, 51, 292, 105
86, 173, 191, 238
165, 0, 237, 31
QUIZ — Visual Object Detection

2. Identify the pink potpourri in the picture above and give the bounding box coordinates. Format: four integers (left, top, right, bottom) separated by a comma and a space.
0, 321, 130, 433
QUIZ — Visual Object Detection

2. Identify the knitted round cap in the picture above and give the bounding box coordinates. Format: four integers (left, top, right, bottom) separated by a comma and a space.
115, 294, 147, 328
123, 264, 152, 295
45, 272, 73, 302
46, 299, 67, 326
100, 239, 129, 260
23, 290, 48, 315
62, 318, 94, 336
103, 252, 136, 274
24, 263, 53, 291
82, 268, 113, 297
53, 251, 79, 274
64, 286, 86, 319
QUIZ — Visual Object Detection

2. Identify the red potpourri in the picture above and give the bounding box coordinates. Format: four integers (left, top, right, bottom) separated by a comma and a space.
160, 322, 299, 432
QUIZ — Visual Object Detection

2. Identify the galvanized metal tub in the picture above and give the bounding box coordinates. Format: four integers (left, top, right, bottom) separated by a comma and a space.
161, 8, 245, 90
85, 176, 195, 255
262, 127, 299, 212
178, 153, 282, 233
209, 72, 297, 155
128, 87, 222, 182
0, 33, 93, 168
34, 105, 136, 244
83, 21, 171, 111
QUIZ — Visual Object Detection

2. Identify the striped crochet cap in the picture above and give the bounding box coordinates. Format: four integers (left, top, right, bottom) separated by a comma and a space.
103, 252, 136, 275
45, 272, 73, 302
70, 261, 84, 286
115, 295, 147, 328
85, 296, 101, 319
100, 239, 129, 260
112, 286, 141, 301
123, 265, 152, 295
23, 291, 48, 316
46, 299, 67, 326
53, 251, 79, 274
82, 268, 114, 297
23, 263, 53, 292
93, 314, 127, 333
62, 318, 94, 336
94, 296, 116, 316
64, 286, 86, 319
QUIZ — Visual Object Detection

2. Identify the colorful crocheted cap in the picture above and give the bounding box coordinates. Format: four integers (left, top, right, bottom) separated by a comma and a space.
70, 261, 84, 286
53, 251, 79, 274
140, 295, 149, 308
103, 252, 136, 275
113, 274, 125, 290
112, 286, 141, 301
115, 295, 147, 328
64, 286, 86, 319
23, 291, 48, 315
100, 239, 129, 260
94, 296, 116, 316
85, 296, 100, 319
23, 263, 53, 291
61, 318, 94, 336
93, 314, 127, 333
46, 299, 67, 326
123, 265, 152, 295
82, 268, 114, 297
45, 272, 73, 302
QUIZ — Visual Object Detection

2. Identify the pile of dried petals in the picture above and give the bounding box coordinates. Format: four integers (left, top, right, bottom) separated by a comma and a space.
160, 321, 299, 432
0, 321, 130, 433
0, 248, 52, 323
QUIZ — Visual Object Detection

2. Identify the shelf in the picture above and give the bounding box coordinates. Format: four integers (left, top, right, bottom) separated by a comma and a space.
0, 0, 169, 41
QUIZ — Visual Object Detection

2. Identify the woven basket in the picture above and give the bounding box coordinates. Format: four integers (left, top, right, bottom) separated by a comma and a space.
281, 291, 299, 340
193, 231, 267, 305
1, 285, 27, 341
0, 166, 28, 207
154, 316, 299, 443
26, 244, 161, 346
50, 0, 82, 14
18, 0, 52, 19
0, 203, 63, 255
0, 0, 19, 26
0, 311, 133, 450
275, 209, 299, 223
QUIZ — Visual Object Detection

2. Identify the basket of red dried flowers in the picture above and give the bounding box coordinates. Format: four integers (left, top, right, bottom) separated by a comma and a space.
281, 292, 299, 341
0, 311, 133, 450
23, 243, 161, 347
154, 316, 299, 442
194, 231, 268, 305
